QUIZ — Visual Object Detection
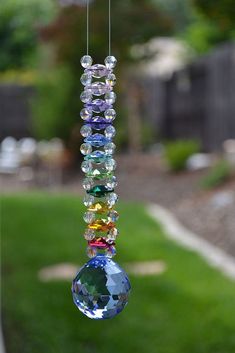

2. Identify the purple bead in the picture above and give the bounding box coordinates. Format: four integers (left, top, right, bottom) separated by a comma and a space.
85, 116, 115, 124
86, 123, 110, 131
85, 99, 112, 113
85, 64, 111, 78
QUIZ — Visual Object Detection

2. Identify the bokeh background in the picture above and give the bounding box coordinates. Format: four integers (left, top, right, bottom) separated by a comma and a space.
1, 1, 235, 352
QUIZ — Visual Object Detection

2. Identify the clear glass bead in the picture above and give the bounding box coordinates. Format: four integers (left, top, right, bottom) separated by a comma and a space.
81, 160, 92, 173
80, 143, 92, 155
82, 177, 94, 191
80, 108, 92, 121
107, 227, 119, 240
104, 109, 116, 121
106, 73, 116, 86
83, 211, 96, 224
106, 192, 118, 207
83, 194, 95, 207
85, 64, 111, 78
106, 175, 117, 189
80, 73, 92, 86
86, 246, 97, 258
105, 56, 117, 69
87, 82, 111, 96
81, 55, 93, 68
80, 125, 92, 137
105, 158, 116, 171
105, 91, 116, 104
80, 90, 92, 103
104, 142, 116, 155
107, 210, 119, 223
84, 229, 96, 241
105, 125, 116, 139
106, 245, 116, 258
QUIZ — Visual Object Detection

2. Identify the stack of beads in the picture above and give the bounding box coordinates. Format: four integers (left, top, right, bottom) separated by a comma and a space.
80, 54, 119, 259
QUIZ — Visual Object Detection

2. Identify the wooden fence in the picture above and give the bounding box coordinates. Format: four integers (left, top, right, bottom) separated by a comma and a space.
0, 43, 235, 152
0, 84, 34, 141
134, 42, 235, 151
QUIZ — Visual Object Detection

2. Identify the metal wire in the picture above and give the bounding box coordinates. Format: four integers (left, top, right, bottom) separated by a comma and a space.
86, 0, 89, 55
86, 0, 112, 56
109, 0, 111, 55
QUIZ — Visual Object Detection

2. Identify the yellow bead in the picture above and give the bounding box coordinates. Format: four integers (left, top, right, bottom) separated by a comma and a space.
88, 202, 111, 214
88, 219, 115, 232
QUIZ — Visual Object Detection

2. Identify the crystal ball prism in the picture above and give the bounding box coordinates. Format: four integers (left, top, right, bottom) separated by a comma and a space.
72, 255, 131, 319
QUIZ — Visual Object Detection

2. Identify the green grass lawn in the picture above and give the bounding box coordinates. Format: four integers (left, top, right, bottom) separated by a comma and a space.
2, 193, 235, 353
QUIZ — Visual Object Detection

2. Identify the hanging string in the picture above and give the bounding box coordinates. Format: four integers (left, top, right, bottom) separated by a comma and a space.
85, 0, 111, 56
86, 0, 89, 55
108, 0, 111, 55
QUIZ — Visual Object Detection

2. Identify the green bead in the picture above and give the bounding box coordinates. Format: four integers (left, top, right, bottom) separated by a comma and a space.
87, 185, 114, 197
87, 169, 113, 180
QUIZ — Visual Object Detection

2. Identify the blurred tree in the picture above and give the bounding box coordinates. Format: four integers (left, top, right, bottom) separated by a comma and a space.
182, 0, 235, 54
153, 0, 195, 31
33, 0, 173, 147
153, 0, 235, 54
194, 0, 235, 34
32, 66, 74, 140
181, 15, 222, 54
40, 0, 173, 68
0, 0, 56, 71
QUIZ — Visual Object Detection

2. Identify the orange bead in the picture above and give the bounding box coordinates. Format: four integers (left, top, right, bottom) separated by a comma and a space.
88, 219, 115, 232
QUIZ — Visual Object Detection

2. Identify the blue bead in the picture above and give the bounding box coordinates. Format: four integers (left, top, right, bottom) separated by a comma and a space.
72, 255, 131, 319
85, 133, 111, 147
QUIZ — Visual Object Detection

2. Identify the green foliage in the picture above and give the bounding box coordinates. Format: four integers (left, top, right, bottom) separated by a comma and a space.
142, 122, 155, 148
157, 0, 235, 54
201, 160, 232, 189
190, 0, 235, 49
153, 0, 195, 31
2, 194, 235, 353
165, 139, 200, 171
0, 0, 56, 71
31, 66, 78, 141
194, 0, 235, 29
0, 69, 37, 84
152, 0, 232, 54
181, 16, 222, 54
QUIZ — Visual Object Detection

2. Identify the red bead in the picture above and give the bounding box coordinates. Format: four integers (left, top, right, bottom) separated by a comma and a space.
88, 237, 115, 249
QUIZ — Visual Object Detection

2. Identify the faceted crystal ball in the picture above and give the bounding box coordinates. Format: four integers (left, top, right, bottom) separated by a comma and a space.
72, 255, 131, 319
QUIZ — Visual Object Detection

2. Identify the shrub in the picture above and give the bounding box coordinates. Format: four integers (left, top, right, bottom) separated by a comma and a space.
165, 139, 200, 171
0, 0, 56, 71
142, 122, 155, 149
0, 70, 37, 85
31, 66, 78, 142
201, 160, 232, 189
